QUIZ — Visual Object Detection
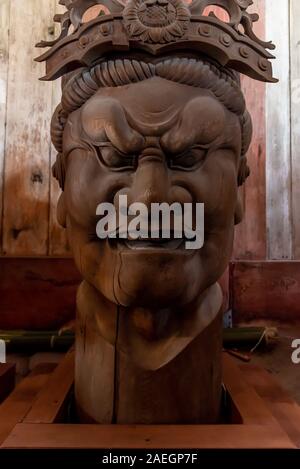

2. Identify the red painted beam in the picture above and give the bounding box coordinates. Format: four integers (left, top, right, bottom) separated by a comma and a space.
232, 261, 300, 323
1, 258, 299, 329
0, 258, 80, 330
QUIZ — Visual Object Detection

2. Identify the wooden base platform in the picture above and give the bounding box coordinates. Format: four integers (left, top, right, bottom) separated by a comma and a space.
0, 350, 299, 449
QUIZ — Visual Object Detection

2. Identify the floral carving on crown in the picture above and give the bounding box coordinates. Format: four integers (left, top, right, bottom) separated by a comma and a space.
36, 0, 277, 83
123, 0, 191, 43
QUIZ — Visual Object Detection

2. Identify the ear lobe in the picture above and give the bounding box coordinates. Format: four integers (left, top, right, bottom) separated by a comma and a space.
235, 155, 249, 224
57, 193, 67, 228
234, 192, 244, 225
238, 156, 250, 186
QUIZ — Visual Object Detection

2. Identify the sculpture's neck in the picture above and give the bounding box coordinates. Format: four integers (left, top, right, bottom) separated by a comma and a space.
76, 280, 223, 423
77, 280, 223, 370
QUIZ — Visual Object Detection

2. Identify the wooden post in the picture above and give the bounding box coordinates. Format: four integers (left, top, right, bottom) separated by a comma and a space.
75, 282, 223, 424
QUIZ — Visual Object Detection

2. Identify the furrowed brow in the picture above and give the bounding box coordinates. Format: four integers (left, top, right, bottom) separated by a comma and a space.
161, 97, 226, 154
81, 96, 145, 154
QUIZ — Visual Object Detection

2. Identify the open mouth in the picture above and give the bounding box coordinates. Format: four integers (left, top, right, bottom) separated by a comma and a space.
89, 229, 200, 251
117, 237, 185, 250
89, 229, 202, 251
110, 230, 198, 251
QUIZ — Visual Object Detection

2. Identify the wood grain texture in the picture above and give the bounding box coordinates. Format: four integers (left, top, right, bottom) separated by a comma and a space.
75, 281, 223, 425
75, 286, 116, 424
2, 257, 300, 330
115, 313, 223, 424
265, 0, 292, 260
49, 1, 70, 256
0, 0, 295, 263
1, 354, 297, 449
0, 257, 80, 330
240, 363, 300, 448
23, 349, 74, 423
0, 0, 10, 253
234, 0, 266, 260
290, 0, 300, 259
2, 422, 294, 449
222, 353, 278, 425
2, 0, 55, 255
232, 261, 300, 323
0, 363, 56, 445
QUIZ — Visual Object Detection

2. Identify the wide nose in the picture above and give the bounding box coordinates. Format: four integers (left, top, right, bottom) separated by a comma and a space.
113, 146, 193, 214
129, 151, 170, 207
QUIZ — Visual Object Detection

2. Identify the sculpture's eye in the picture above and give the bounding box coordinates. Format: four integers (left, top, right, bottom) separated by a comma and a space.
96, 145, 137, 171
169, 147, 207, 170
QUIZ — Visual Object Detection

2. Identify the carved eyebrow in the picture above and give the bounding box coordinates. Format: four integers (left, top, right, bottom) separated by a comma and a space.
161, 97, 226, 154
96, 141, 132, 156
81, 96, 145, 154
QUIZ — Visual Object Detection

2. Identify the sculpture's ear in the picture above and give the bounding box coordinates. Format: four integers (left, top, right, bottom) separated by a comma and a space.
234, 192, 243, 225
57, 192, 67, 228
52, 153, 66, 190
237, 155, 250, 186
235, 153, 250, 225
237, 109, 252, 188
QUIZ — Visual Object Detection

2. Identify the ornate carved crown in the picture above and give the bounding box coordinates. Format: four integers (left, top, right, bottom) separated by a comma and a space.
36, 0, 277, 83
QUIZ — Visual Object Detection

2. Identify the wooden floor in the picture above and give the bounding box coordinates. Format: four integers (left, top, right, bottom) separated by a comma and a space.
0, 351, 299, 449
249, 325, 300, 406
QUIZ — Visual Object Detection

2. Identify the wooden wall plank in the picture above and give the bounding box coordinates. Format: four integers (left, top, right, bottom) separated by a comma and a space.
0, 0, 10, 252
265, 0, 292, 260
232, 261, 300, 323
49, 1, 70, 256
290, 0, 300, 259
2, 0, 55, 255
234, 0, 266, 260
0, 1, 295, 263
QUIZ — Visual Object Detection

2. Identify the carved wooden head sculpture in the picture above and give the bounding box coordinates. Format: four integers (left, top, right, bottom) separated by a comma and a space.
37, 0, 276, 424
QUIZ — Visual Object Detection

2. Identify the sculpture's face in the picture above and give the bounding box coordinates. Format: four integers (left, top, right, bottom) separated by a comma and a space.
60, 76, 242, 308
